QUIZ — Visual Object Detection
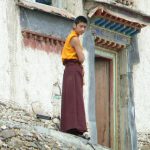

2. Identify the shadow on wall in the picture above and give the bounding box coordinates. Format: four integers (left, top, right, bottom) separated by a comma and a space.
129, 36, 140, 68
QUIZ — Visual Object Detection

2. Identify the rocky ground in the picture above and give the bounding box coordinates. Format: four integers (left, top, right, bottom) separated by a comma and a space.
138, 132, 150, 150
1, 101, 149, 150
0, 101, 108, 150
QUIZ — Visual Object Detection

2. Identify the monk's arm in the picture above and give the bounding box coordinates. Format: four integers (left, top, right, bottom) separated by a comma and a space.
70, 37, 85, 63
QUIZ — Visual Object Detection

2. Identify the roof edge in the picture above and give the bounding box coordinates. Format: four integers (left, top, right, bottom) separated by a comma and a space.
94, 0, 150, 18
85, 1, 150, 26
17, 0, 75, 20
88, 6, 147, 28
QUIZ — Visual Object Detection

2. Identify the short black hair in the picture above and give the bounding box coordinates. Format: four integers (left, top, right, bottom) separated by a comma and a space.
74, 16, 88, 25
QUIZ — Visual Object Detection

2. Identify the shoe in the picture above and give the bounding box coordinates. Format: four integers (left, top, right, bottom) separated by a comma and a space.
78, 133, 90, 140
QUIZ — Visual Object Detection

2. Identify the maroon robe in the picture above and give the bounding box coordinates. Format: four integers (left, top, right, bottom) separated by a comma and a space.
60, 59, 87, 135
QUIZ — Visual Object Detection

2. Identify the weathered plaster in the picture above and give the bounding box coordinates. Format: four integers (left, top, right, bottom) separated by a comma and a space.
134, 0, 150, 16
133, 26, 150, 132
83, 30, 98, 144
17, 7, 72, 116
0, 1, 10, 101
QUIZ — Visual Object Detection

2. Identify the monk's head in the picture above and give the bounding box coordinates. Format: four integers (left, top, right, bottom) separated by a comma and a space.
73, 16, 88, 35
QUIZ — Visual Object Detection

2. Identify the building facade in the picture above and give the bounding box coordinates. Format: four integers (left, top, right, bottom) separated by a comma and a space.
0, 0, 150, 149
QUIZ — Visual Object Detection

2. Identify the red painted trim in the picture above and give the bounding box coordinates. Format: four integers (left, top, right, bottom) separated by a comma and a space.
21, 30, 65, 54
95, 37, 126, 51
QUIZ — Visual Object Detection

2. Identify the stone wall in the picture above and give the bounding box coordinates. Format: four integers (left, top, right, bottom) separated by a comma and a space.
137, 132, 150, 150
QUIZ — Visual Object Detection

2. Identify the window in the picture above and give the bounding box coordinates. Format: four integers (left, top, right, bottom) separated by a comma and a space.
36, 0, 52, 5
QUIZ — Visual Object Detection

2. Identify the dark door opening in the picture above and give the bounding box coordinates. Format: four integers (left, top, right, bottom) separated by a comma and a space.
36, 0, 52, 5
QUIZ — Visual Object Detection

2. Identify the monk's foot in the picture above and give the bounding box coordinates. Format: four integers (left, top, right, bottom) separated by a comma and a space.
78, 132, 90, 140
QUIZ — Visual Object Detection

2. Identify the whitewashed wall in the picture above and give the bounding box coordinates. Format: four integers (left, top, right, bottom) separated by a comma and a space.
0, 0, 65, 117
0, 0, 89, 120
0, 1, 10, 101
133, 1, 150, 132
134, 0, 150, 16
0, 0, 19, 104
15, 22, 65, 116
133, 26, 150, 132
15, 43, 64, 116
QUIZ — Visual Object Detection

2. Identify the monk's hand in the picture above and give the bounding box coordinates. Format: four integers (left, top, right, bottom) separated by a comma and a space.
82, 68, 84, 77
83, 78, 85, 86
82, 68, 85, 85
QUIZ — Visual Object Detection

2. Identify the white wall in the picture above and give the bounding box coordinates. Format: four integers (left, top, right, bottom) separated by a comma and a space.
133, 26, 150, 132
133, 1, 150, 132
14, 20, 65, 116
0, 0, 65, 117
0, 0, 89, 126
0, 1, 10, 100
134, 0, 150, 16
15, 42, 64, 116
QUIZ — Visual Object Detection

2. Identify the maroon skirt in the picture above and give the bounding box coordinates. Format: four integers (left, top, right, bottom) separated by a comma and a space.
60, 59, 87, 135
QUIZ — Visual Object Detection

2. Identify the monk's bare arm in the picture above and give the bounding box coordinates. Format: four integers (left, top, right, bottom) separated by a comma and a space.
70, 37, 85, 63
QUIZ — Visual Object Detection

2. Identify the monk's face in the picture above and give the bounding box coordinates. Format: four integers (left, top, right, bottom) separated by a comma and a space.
74, 22, 87, 35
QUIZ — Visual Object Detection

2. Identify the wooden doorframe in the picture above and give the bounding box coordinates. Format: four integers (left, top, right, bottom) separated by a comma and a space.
95, 47, 118, 150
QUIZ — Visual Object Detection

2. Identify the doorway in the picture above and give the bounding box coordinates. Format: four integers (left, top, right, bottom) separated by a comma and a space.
95, 56, 113, 148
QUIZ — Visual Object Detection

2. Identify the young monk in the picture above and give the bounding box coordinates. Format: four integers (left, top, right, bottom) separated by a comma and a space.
60, 16, 88, 137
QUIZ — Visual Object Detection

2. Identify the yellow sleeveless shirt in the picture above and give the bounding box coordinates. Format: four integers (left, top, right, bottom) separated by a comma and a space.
61, 30, 79, 62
